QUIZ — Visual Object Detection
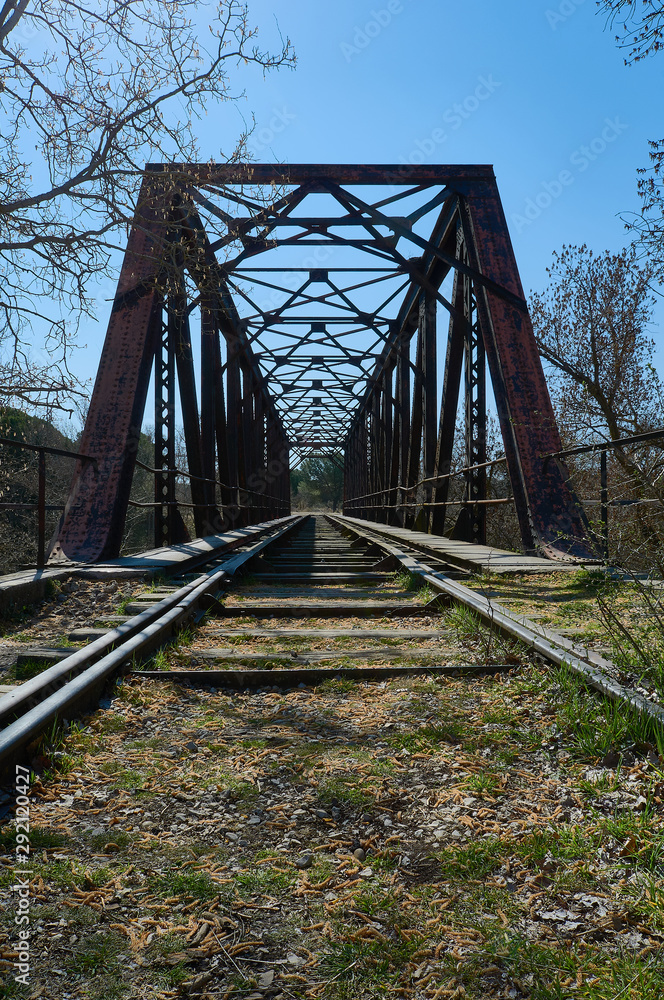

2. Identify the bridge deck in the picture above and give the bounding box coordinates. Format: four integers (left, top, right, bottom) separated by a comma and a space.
335, 515, 590, 574
0, 514, 586, 617
0, 517, 300, 612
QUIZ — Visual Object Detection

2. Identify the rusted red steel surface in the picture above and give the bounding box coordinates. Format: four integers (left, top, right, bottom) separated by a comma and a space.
49, 180, 166, 563
462, 178, 589, 558
47, 164, 595, 565
145, 162, 496, 185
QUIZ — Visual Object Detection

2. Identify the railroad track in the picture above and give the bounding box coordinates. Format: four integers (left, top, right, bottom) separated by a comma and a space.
4, 515, 664, 998
2, 513, 664, 774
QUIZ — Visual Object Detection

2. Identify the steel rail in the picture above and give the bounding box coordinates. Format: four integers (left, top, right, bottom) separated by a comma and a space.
0, 515, 304, 769
328, 515, 664, 730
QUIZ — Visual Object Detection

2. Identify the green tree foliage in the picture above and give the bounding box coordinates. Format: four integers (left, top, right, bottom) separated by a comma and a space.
290, 454, 344, 511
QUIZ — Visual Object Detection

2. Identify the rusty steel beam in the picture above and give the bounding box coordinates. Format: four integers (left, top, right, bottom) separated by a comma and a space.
146, 163, 496, 185
49, 163, 594, 565
49, 178, 168, 563
460, 180, 590, 558
420, 293, 437, 532
430, 262, 465, 537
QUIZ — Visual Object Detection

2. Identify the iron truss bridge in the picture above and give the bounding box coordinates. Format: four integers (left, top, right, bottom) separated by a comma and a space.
48, 164, 594, 564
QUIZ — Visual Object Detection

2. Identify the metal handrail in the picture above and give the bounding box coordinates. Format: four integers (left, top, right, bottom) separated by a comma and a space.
0, 438, 98, 568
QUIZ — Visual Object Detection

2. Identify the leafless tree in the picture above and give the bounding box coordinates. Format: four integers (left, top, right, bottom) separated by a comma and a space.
531, 243, 664, 564
0, 1, 294, 412
531, 244, 660, 445
598, 0, 664, 62
598, 1, 664, 274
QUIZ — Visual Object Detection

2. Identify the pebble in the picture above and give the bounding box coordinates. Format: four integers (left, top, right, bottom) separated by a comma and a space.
353, 847, 366, 862
295, 853, 314, 869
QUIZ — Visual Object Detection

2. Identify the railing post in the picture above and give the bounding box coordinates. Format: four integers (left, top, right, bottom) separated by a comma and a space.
37, 449, 46, 570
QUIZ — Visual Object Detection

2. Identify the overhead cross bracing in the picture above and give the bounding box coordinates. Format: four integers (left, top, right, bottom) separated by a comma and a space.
185, 168, 464, 462
48, 164, 594, 565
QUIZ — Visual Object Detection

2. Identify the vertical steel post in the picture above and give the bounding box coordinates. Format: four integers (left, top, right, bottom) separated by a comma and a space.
387, 362, 400, 525
600, 448, 609, 563
431, 256, 466, 536
37, 448, 46, 570
370, 389, 381, 521
154, 302, 177, 548
381, 367, 393, 523
398, 331, 411, 526
254, 388, 266, 522
214, 333, 230, 516
406, 310, 425, 529
172, 292, 207, 537
345, 419, 358, 516
463, 274, 487, 543
226, 339, 242, 527
200, 299, 218, 533
241, 367, 253, 524
283, 426, 291, 515
420, 294, 437, 533
359, 413, 369, 517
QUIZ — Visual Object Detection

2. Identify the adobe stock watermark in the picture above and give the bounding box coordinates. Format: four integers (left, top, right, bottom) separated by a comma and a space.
246, 107, 297, 158
12, 765, 32, 988
398, 75, 501, 166
545, 0, 588, 30
511, 116, 628, 234
340, 0, 410, 62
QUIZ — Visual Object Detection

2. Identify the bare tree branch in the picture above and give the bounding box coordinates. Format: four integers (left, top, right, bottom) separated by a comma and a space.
0, 1, 294, 411
598, 0, 664, 63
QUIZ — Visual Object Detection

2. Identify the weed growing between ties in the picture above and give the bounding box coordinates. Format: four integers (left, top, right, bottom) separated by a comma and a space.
445, 601, 527, 665
27, 717, 89, 777
594, 577, 664, 697
392, 569, 438, 604
549, 661, 664, 760
464, 569, 664, 713
10, 658, 49, 681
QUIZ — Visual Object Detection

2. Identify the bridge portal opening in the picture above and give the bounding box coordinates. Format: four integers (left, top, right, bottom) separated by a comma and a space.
48, 164, 593, 565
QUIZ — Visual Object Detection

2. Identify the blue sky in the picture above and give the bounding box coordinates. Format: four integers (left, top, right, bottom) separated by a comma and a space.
232, 0, 660, 271
71, 0, 663, 419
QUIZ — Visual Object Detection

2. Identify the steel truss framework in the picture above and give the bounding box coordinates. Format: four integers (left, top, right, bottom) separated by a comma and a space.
49, 164, 594, 564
